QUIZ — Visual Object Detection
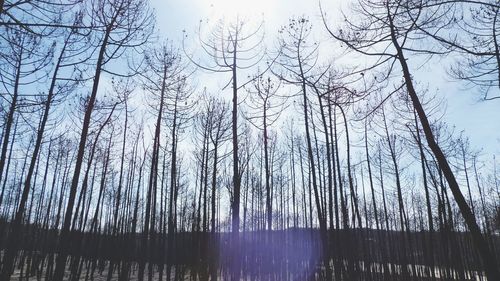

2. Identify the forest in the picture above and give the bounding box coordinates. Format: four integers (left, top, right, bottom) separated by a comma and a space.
0, 0, 499, 280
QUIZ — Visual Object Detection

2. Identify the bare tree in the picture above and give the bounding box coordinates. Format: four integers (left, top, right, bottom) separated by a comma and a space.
322, 0, 500, 279
185, 17, 264, 235
244, 73, 284, 231
274, 16, 332, 280
138, 41, 185, 281
52, 1, 153, 279
0, 19, 85, 278
405, 1, 500, 100
184, 17, 264, 281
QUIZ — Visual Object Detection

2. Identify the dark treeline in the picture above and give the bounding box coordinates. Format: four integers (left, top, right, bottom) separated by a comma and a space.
0, 0, 499, 280
1, 223, 499, 280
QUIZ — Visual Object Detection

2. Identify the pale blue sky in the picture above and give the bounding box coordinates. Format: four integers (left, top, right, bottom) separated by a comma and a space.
150, 0, 500, 156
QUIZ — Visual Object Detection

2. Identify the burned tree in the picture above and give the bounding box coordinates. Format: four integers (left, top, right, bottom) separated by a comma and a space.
52, 0, 153, 279
323, 0, 500, 279
244, 74, 284, 231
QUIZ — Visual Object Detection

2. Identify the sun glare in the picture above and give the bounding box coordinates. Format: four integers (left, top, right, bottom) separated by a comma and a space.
206, 0, 275, 18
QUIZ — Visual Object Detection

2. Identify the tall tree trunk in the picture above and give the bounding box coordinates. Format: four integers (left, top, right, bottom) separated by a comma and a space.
53, 26, 113, 281
387, 6, 500, 279
230, 42, 241, 281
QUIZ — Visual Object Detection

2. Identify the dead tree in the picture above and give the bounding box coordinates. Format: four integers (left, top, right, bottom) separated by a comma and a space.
323, 0, 500, 278
138, 42, 184, 281
244, 74, 284, 231
184, 17, 264, 281
52, 1, 153, 279
274, 17, 332, 280
406, 0, 500, 100
0, 21, 85, 278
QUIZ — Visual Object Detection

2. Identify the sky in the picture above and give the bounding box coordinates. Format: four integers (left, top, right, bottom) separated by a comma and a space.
149, 0, 500, 156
